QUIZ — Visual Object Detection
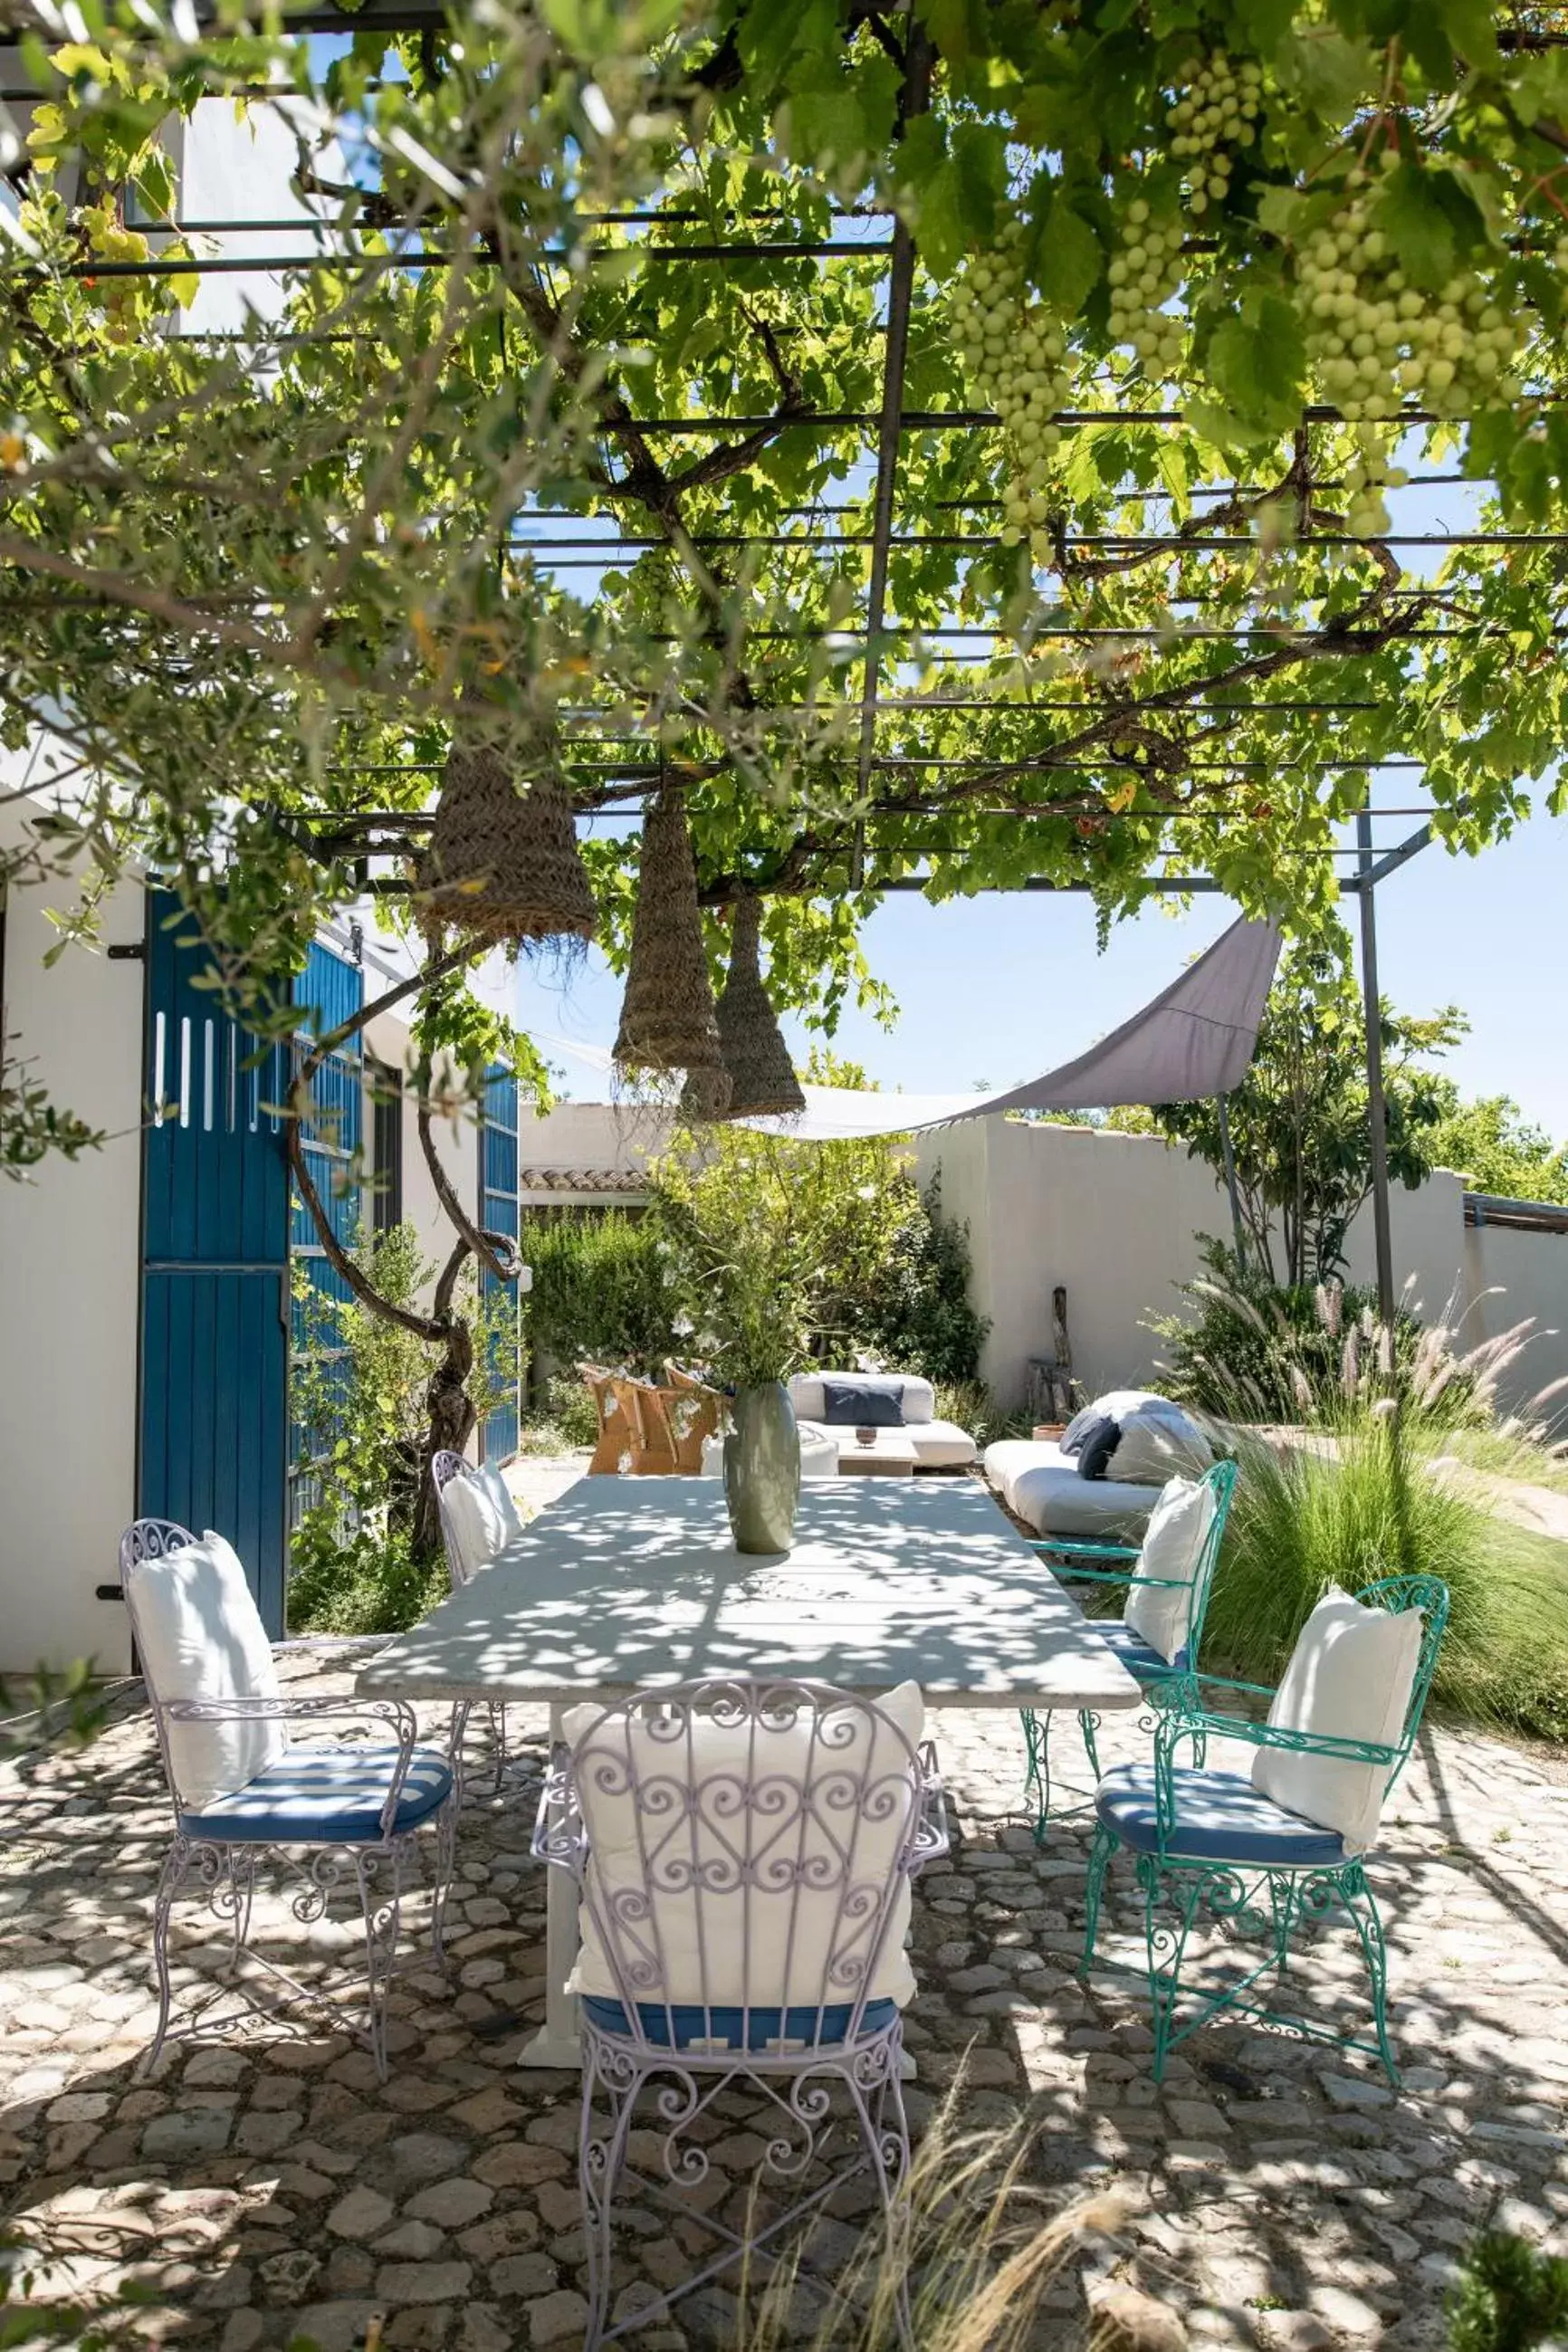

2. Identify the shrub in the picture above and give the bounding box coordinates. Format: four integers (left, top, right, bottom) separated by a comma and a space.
520, 1209, 678, 1376
1209, 1419, 1568, 1743
1148, 1238, 1536, 1432
933, 1379, 1033, 1448
287, 1220, 511, 1635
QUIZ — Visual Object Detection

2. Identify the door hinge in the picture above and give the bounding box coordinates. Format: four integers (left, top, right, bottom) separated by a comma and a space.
96, 1584, 126, 1601
107, 942, 146, 961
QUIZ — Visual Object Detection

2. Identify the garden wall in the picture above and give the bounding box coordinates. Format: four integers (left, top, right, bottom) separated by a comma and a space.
1462, 1218, 1568, 1429
0, 819, 145, 1677
912, 1120, 1545, 1414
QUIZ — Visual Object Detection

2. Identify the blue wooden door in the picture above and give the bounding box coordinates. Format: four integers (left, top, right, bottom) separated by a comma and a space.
139, 894, 292, 1633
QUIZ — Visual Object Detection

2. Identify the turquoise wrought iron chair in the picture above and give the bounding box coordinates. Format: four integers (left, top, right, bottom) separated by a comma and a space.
1080, 1572, 1449, 2086
1021, 1458, 1238, 1842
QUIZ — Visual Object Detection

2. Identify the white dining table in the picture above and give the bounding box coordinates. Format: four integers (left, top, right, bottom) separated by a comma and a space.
358, 1474, 1142, 2068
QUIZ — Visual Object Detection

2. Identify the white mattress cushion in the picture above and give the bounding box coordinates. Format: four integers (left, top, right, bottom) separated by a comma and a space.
564, 1680, 926, 2009
126, 1532, 287, 1812
1009, 1460, 1160, 1539
475, 1459, 525, 1543
1122, 1476, 1217, 1663
441, 1472, 508, 1583
1252, 1586, 1424, 1853
789, 1372, 936, 1426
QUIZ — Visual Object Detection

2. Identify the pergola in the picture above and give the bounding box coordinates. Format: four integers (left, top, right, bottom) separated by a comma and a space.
33, 0, 1552, 1323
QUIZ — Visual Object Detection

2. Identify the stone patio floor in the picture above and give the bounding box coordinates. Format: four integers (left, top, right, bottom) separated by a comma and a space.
3, 1547, 1567, 2351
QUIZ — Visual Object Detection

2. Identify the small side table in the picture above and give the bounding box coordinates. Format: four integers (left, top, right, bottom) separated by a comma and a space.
837, 1436, 919, 1477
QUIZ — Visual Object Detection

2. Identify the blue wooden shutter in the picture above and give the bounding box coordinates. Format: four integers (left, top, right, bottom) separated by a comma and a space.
288, 942, 364, 1536
479, 1066, 521, 1462
139, 894, 291, 1632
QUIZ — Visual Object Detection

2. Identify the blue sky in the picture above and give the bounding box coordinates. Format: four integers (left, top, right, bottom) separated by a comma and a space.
512, 794, 1568, 1133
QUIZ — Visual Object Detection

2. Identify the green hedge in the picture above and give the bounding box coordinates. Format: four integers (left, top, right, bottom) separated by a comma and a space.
520, 1210, 677, 1377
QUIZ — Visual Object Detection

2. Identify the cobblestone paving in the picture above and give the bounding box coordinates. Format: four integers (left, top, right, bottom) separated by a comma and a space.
2, 1648, 1565, 2351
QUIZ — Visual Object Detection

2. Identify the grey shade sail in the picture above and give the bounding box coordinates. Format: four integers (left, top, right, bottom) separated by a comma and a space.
952, 913, 1282, 1119
737, 913, 1282, 1140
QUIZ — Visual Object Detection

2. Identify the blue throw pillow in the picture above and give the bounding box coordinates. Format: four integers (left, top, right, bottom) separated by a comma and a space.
822, 1379, 904, 1428
1076, 1415, 1122, 1480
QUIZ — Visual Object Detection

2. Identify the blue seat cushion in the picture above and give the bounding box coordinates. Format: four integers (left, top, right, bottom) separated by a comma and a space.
1092, 1621, 1190, 1681
179, 1743, 454, 1844
1096, 1764, 1347, 1868
582, 1997, 901, 2052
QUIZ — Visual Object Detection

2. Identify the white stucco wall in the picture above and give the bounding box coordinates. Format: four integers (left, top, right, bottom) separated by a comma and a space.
1460, 1220, 1568, 1432
0, 823, 144, 1674
914, 1122, 1513, 1412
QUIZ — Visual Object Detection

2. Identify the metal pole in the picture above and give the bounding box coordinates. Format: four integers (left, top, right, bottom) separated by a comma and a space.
1216, 1094, 1248, 1269
1356, 811, 1397, 1325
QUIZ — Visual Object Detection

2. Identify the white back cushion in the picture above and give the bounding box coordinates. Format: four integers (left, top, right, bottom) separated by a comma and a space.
126, 1533, 286, 1812
440, 1472, 507, 1583
564, 1681, 926, 2012
1122, 1477, 1217, 1663
788, 1372, 935, 1427
1252, 1586, 1424, 1853
475, 1460, 525, 1544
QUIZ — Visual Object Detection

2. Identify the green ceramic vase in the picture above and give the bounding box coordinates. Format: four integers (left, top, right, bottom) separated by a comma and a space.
723, 1381, 801, 1554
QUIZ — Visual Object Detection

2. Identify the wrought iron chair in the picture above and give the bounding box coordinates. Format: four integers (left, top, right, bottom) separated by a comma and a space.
120, 1518, 456, 2080
1021, 1458, 1238, 1841
1081, 1572, 1449, 2086
432, 1448, 510, 1793
533, 1678, 949, 2351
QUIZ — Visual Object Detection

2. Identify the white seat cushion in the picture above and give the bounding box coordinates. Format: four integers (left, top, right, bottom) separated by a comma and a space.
1251, 1586, 1424, 1854
563, 1681, 926, 2011
440, 1472, 507, 1583
798, 1428, 841, 1479
1122, 1477, 1217, 1664
125, 1532, 287, 1812
789, 1372, 936, 1427
475, 1459, 525, 1544
800, 1415, 974, 1469
985, 1441, 1157, 1537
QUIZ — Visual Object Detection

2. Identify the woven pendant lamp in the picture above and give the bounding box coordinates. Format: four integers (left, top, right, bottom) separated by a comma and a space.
712, 892, 804, 1118
613, 783, 729, 1100
416, 717, 598, 948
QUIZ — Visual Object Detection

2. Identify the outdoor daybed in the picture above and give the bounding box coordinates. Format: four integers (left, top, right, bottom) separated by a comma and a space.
788, 1372, 978, 1469
985, 1390, 1212, 1538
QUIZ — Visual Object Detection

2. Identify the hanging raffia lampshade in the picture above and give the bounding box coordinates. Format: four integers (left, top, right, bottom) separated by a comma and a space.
712, 892, 804, 1119
613, 783, 729, 1099
416, 714, 598, 948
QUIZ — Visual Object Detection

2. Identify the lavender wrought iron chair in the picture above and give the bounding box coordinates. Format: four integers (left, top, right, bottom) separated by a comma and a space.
533, 1678, 949, 2350
432, 1448, 513, 1793
120, 1518, 456, 2080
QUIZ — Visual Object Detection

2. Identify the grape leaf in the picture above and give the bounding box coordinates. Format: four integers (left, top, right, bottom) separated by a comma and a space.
1203, 294, 1305, 437
1034, 200, 1102, 319
1372, 164, 1458, 292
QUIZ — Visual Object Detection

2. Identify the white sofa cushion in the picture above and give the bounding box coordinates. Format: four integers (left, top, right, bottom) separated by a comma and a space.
1251, 1586, 1424, 1854
789, 1372, 936, 1427
441, 1472, 508, 1583
125, 1532, 287, 1812
1122, 1476, 1217, 1663
563, 1680, 926, 2010
475, 1459, 525, 1544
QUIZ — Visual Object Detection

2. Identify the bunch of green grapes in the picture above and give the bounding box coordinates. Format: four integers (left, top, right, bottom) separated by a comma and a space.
1105, 196, 1185, 378
1166, 53, 1263, 216
1297, 167, 1525, 420
1340, 425, 1410, 536
951, 220, 1073, 559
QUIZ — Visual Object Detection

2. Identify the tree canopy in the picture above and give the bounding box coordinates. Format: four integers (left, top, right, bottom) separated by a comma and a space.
5, 0, 1568, 1095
